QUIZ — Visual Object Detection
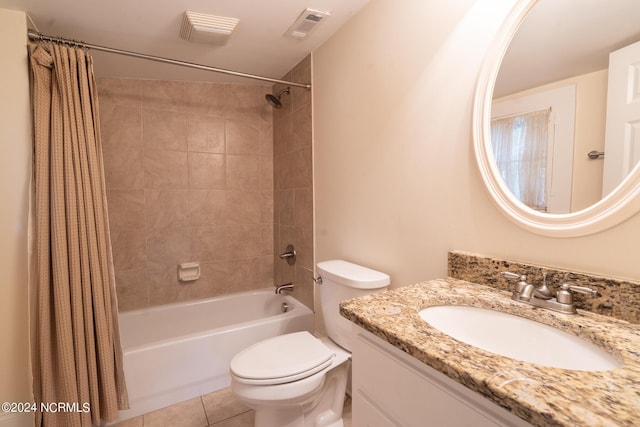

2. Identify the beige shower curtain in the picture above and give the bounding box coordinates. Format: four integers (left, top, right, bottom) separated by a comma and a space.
28, 43, 128, 426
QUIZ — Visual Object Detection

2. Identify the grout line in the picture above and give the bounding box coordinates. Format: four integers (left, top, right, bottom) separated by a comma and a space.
200, 396, 211, 427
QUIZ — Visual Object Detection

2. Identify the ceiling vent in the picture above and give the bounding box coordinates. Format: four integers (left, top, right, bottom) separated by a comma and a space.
180, 11, 239, 45
284, 8, 330, 40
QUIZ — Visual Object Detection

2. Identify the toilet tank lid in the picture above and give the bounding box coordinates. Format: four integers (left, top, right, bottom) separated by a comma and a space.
316, 260, 390, 289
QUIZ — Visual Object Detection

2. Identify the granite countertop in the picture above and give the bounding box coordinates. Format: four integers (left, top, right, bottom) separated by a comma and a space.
340, 278, 640, 427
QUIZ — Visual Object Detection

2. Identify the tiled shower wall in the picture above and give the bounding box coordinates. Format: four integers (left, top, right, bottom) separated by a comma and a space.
273, 55, 314, 310
97, 78, 274, 310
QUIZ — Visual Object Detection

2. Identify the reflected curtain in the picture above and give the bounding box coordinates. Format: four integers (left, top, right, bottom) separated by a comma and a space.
491, 109, 550, 211
28, 43, 128, 426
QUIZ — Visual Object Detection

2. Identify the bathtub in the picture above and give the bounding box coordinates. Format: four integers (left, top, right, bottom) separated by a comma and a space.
113, 288, 314, 421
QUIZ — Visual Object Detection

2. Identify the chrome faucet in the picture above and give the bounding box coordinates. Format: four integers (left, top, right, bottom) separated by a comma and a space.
501, 271, 596, 314
275, 282, 294, 294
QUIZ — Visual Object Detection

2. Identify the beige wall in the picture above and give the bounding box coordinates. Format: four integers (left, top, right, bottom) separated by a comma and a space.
313, 0, 640, 288
98, 78, 274, 310
272, 56, 315, 310
494, 69, 609, 212
0, 6, 32, 412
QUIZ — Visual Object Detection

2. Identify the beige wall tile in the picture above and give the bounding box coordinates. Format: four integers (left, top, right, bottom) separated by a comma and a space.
100, 79, 273, 310
278, 189, 294, 225
107, 190, 145, 231
192, 226, 227, 262
144, 149, 189, 189
294, 188, 313, 269
187, 114, 225, 154
142, 109, 187, 152
146, 228, 192, 264
188, 152, 225, 190
226, 155, 260, 190
192, 261, 229, 298
227, 258, 261, 293
100, 103, 142, 151
260, 156, 273, 190
226, 224, 262, 259
225, 85, 262, 124
141, 80, 186, 113
225, 119, 259, 155
291, 103, 312, 152
103, 144, 144, 190
97, 77, 141, 107
292, 147, 313, 189
226, 190, 261, 225
274, 152, 293, 190
115, 268, 148, 311
145, 190, 190, 229
111, 228, 147, 271
185, 82, 225, 117
143, 397, 207, 427
294, 188, 313, 229
189, 190, 226, 227
291, 56, 312, 112
273, 109, 292, 156
260, 191, 273, 224
273, 224, 281, 284
259, 256, 274, 288
294, 266, 314, 310
260, 110, 273, 158
260, 223, 274, 257
201, 388, 250, 424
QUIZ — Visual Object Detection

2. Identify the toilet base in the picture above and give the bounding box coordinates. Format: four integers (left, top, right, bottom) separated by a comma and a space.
251, 361, 349, 427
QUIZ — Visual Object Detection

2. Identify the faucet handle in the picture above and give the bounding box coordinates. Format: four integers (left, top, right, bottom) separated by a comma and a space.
556, 283, 596, 304
501, 272, 532, 300
500, 271, 526, 281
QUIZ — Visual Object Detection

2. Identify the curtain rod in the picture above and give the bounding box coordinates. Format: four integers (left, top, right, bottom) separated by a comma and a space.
27, 30, 312, 90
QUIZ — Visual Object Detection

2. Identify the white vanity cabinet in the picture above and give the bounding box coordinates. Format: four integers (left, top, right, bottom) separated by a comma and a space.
352, 329, 533, 427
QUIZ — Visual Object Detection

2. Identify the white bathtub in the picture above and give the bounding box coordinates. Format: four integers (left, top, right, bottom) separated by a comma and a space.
113, 288, 314, 422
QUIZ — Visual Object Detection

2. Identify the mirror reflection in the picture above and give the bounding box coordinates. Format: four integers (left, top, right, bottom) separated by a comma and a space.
492, 0, 640, 213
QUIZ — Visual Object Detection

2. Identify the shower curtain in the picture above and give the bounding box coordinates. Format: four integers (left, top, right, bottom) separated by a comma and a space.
28, 43, 128, 426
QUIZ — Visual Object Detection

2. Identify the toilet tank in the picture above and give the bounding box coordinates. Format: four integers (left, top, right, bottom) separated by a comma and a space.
317, 260, 390, 351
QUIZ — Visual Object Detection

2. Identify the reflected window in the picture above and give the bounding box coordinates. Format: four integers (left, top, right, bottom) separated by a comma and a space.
491, 109, 550, 211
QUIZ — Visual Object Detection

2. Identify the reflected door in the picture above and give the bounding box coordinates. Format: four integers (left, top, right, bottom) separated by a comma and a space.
602, 40, 640, 196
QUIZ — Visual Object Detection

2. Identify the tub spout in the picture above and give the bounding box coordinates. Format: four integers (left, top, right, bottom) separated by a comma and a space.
275, 283, 294, 294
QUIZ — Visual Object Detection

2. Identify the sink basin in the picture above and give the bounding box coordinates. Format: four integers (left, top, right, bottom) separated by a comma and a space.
418, 305, 621, 371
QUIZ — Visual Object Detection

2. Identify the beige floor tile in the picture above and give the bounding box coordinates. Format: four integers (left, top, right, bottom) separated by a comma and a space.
343, 395, 352, 427
109, 415, 143, 427
143, 398, 208, 427
211, 410, 255, 427
202, 388, 251, 424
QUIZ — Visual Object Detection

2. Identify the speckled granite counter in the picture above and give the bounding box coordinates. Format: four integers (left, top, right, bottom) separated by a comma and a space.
340, 278, 640, 427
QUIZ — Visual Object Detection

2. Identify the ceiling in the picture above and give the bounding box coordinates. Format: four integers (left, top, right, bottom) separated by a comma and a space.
0, 0, 370, 85
494, 0, 640, 98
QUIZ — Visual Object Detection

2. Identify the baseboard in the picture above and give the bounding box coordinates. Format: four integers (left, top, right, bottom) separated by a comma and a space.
0, 412, 33, 427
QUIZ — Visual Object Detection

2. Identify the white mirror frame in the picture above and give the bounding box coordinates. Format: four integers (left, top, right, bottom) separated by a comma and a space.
473, 0, 640, 237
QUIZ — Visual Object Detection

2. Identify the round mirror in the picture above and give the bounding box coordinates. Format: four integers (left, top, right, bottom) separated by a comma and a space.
473, 0, 640, 236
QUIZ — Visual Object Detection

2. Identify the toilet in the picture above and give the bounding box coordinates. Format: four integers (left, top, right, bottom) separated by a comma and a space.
230, 260, 390, 427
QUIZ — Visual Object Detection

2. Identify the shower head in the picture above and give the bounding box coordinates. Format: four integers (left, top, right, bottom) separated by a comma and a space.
265, 87, 291, 109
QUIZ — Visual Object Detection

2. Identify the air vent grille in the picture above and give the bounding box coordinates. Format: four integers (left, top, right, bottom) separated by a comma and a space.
179, 11, 239, 45
285, 8, 330, 40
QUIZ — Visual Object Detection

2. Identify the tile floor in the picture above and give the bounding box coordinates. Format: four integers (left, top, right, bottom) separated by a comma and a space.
111, 388, 352, 427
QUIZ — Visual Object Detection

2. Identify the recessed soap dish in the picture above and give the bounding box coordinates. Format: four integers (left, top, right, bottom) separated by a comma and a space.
178, 262, 200, 282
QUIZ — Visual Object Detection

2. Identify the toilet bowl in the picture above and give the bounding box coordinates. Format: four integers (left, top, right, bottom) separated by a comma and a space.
229, 260, 390, 427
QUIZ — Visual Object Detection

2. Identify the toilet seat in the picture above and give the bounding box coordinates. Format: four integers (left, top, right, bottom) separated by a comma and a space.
231, 331, 335, 385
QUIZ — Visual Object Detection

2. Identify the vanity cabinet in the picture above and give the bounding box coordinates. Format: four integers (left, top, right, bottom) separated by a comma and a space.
352, 329, 532, 427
